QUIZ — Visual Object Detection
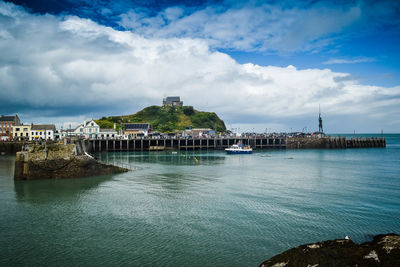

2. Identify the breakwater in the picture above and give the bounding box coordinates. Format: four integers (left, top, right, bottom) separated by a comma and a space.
14, 144, 128, 180
286, 137, 386, 149
86, 137, 287, 152
84, 136, 385, 152
0, 137, 386, 155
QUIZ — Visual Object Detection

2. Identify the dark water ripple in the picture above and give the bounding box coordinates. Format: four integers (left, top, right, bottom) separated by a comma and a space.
0, 134, 400, 266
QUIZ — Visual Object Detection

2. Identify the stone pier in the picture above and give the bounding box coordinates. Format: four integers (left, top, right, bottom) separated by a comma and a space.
86, 136, 385, 153
14, 143, 128, 180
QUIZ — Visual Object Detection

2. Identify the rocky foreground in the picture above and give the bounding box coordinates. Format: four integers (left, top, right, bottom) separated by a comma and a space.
260, 234, 400, 267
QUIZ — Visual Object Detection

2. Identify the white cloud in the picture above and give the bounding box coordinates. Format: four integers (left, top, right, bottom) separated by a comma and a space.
0, 2, 399, 132
118, 3, 361, 53
323, 57, 376, 64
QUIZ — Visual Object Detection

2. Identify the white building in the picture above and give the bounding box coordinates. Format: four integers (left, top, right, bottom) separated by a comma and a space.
98, 128, 117, 139
61, 120, 119, 139
59, 129, 74, 139
72, 120, 100, 139
30, 124, 56, 141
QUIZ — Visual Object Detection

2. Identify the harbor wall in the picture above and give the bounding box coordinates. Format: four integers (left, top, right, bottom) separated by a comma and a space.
0, 142, 31, 154
86, 137, 286, 153
286, 137, 386, 149
14, 144, 128, 180
2, 136, 386, 156
86, 136, 385, 153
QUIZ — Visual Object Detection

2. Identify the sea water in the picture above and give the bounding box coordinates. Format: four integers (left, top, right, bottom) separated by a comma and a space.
0, 134, 399, 266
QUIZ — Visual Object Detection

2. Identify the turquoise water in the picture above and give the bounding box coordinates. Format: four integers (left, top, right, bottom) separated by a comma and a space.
1, 134, 399, 266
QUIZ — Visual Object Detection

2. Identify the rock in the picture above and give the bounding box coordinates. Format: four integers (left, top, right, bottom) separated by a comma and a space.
14, 144, 128, 180
259, 234, 400, 267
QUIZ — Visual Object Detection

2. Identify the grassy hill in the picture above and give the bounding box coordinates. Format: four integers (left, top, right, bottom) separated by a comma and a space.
95, 105, 226, 133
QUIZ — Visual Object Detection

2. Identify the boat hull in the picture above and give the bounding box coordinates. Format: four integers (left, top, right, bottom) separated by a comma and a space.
225, 149, 252, 154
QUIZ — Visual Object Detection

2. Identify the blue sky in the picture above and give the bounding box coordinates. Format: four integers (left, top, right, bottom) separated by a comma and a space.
1, 0, 400, 132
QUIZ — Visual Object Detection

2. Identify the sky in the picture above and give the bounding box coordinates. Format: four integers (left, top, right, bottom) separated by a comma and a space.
0, 0, 399, 133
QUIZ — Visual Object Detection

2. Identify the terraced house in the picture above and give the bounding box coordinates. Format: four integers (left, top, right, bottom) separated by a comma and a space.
31, 124, 56, 141
12, 124, 31, 141
0, 115, 20, 141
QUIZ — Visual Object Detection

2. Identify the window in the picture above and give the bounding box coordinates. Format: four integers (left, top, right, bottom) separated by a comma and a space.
23, 128, 28, 131
15, 133, 17, 136
16, 128, 20, 131
80, 128, 83, 132
48, 131, 51, 135
40, 132, 42, 135
26, 133, 28, 137
91, 123, 94, 126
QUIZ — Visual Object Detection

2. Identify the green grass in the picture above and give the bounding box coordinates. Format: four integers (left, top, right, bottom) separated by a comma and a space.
95, 106, 226, 133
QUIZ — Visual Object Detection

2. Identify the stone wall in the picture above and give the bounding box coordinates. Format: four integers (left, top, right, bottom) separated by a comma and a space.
14, 144, 128, 180
0, 142, 30, 154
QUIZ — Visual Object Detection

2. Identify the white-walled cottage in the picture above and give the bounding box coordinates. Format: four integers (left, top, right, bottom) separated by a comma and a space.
30, 124, 56, 141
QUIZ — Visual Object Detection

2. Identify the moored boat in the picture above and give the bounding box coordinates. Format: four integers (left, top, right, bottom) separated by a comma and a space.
225, 144, 252, 154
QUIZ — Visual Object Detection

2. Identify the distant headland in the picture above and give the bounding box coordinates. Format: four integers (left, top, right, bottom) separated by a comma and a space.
95, 101, 227, 134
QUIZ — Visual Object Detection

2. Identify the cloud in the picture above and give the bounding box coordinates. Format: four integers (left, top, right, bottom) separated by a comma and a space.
6, 0, 400, 54
0, 2, 399, 132
323, 57, 376, 64
117, 2, 362, 53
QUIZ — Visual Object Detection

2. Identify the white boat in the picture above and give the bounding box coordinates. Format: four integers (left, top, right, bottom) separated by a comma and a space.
225, 144, 252, 154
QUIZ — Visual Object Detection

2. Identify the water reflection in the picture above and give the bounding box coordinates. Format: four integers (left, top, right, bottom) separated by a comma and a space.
144, 171, 219, 193
98, 151, 226, 167
0, 155, 15, 177
14, 176, 110, 203
96, 151, 224, 194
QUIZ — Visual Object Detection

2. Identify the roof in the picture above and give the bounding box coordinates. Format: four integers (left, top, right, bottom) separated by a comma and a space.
72, 120, 98, 131
123, 123, 151, 130
73, 124, 83, 131
31, 124, 56, 131
84, 120, 98, 127
0, 115, 18, 122
164, 96, 180, 103
191, 128, 214, 131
